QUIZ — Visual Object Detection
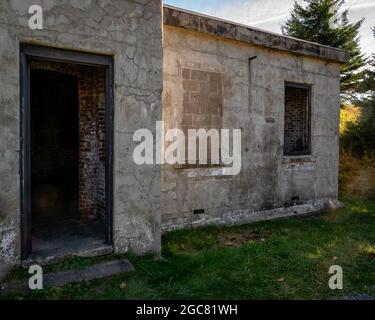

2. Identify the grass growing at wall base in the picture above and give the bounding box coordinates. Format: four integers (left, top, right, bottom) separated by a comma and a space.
2, 198, 375, 300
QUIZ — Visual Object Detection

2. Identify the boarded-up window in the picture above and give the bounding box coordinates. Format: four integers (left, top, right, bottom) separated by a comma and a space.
284, 84, 311, 156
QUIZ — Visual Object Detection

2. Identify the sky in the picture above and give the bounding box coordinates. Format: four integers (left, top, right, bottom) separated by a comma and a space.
165, 0, 375, 57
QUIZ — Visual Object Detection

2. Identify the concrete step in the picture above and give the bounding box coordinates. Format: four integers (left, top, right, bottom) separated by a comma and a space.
0, 259, 134, 297
22, 245, 114, 267
75, 245, 114, 258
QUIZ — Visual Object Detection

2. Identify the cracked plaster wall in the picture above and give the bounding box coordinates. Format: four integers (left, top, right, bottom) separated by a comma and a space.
0, 0, 163, 271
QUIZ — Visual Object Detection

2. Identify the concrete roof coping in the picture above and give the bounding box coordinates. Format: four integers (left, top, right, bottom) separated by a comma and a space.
163, 5, 350, 63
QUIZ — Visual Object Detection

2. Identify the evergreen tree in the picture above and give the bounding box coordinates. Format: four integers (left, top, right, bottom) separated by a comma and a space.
360, 27, 375, 93
282, 0, 366, 99
342, 28, 375, 155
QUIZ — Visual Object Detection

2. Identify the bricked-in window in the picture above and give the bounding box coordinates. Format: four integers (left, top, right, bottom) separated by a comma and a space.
284, 83, 311, 156
181, 67, 223, 166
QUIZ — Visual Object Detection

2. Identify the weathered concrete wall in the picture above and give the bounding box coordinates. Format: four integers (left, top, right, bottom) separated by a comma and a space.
162, 26, 341, 231
0, 0, 163, 271
163, 5, 349, 63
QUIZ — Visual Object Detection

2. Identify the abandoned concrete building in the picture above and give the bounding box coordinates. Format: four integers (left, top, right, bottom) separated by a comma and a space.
0, 1, 349, 272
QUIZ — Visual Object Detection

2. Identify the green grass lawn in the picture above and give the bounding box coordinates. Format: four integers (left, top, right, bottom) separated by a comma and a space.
2, 198, 375, 300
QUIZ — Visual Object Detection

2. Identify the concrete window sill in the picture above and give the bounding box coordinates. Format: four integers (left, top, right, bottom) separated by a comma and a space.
175, 166, 233, 179
282, 155, 316, 164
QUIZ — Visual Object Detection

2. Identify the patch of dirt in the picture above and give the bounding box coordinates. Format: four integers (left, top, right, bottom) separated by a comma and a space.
321, 208, 352, 223
346, 167, 375, 199
215, 230, 272, 248
174, 229, 273, 253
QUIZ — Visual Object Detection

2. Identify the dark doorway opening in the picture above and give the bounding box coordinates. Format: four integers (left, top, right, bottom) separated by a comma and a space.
30, 68, 105, 258
21, 45, 114, 260
31, 70, 79, 223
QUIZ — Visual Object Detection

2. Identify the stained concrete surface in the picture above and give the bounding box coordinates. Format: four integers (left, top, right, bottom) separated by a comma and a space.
162, 22, 342, 231
30, 219, 108, 262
